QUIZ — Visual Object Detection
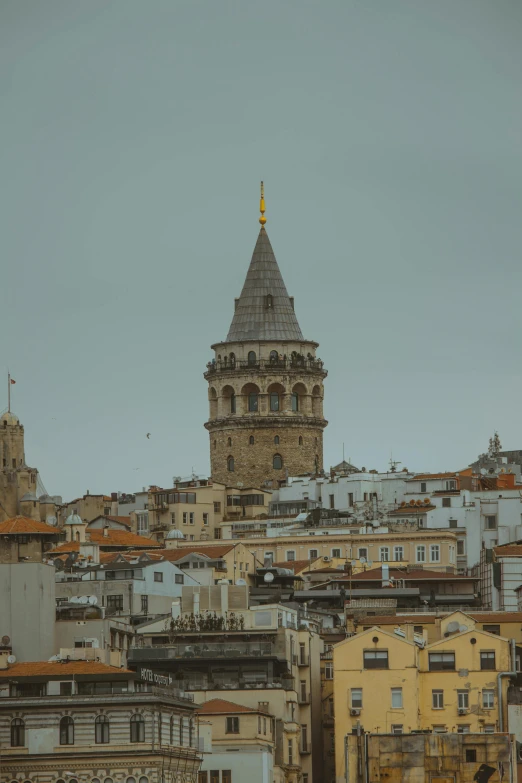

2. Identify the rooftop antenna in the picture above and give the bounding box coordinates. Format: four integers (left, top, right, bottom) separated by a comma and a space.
389, 452, 401, 473
259, 181, 267, 226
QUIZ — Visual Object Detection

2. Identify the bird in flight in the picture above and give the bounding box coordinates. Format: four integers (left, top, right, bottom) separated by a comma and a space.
146, 433, 151, 439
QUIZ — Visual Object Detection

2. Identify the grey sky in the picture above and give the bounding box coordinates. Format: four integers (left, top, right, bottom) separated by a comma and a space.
1, 0, 521, 500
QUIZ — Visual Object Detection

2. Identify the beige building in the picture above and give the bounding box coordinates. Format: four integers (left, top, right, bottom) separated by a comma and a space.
204, 194, 328, 490
165, 541, 262, 584
58, 492, 117, 525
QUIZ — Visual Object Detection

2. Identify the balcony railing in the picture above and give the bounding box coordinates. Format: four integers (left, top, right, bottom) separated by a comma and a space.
129, 641, 277, 661
160, 677, 295, 692
205, 358, 325, 375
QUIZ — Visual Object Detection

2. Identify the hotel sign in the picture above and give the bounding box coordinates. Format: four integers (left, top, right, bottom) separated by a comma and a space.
138, 667, 174, 688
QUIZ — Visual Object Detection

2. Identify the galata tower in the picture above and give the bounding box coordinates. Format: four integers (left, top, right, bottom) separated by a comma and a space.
204, 184, 328, 488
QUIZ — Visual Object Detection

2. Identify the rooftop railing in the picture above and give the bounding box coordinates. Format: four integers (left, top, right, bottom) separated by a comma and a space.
205, 358, 325, 375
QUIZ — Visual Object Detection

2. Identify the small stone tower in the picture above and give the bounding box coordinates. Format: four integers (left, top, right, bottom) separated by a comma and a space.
0, 410, 39, 522
204, 185, 327, 488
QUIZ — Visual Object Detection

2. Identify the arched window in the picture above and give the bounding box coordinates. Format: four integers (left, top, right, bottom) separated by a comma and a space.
95, 715, 110, 744
130, 714, 145, 743
248, 392, 258, 412
249, 436, 254, 445
230, 393, 236, 414
127, 778, 137, 783
247, 351, 256, 366
180, 716, 185, 746
170, 715, 176, 744
213, 440, 217, 449
227, 456, 235, 472
269, 350, 278, 363
229, 352, 236, 367
11, 718, 25, 747
273, 454, 283, 470
189, 718, 194, 746
274, 435, 280, 445
299, 436, 303, 445
291, 392, 299, 412
60, 716, 74, 745
139, 778, 149, 783
270, 392, 280, 412
227, 437, 232, 447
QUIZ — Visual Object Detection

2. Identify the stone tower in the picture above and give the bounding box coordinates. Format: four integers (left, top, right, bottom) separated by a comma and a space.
0, 410, 39, 522
204, 186, 327, 489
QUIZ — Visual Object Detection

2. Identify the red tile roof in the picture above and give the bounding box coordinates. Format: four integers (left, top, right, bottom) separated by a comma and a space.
48, 530, 160, 553
0, 516, 59, 535
89, 515, 131, 529
407, 472, 461, 481
494, 545, 522, 557
0, 661, 133, 679
197, 698, 263, 715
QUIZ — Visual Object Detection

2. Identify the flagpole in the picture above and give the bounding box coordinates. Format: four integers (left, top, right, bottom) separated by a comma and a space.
7, 372, 10, 413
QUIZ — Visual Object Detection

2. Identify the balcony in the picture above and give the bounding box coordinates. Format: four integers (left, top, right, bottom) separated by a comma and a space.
166, 676, 295, 692
320, 651, 333, 660
129, 641, 278, 662
205, 357, 326, 377
322, 715, 334, 728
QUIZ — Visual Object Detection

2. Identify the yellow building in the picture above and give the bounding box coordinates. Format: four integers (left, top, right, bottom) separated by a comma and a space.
333, 614, 514, 781
162, 541, 262, 585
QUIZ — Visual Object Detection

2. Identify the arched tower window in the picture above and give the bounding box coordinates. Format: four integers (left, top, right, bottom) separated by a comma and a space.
291, 392, 299, 412
248, 392, 258, 412
247, 351, 257, 366
249, 436, 254, 445
227, 437, 232, 447
299, 436, 303, 445
265, 294, 273, 309
274, 436, 280, 445
270, 392, 280, 412
269, 350, 278, 363
273, 454, 283, 470
229, 353, 236, 368
230, 393, 236, 413
227, 456, 235, 472
60, 716, 74, 745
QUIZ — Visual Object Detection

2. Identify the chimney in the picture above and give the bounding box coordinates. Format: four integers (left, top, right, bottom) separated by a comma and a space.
171, 600, 181, 621
103, 525, 109, 538
382, 563, 390, 587
86, 490, 90, 496
0, 650, 10, 670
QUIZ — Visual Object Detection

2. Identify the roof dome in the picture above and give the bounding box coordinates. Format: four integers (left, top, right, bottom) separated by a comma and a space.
64, 512, 84, 526
166, 529, 185, 539
20, 492, 38, 503
0, 411, 19, 426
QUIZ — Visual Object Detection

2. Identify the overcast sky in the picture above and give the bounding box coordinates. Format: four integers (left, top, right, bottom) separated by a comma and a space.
1, 1, 521, 500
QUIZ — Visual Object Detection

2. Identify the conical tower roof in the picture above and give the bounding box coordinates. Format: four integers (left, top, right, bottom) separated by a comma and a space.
226, 227, 304, 342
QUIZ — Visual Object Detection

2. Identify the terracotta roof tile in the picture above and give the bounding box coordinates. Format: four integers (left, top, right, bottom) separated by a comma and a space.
0, 516, 60, 535
48, 530, 160, 553
197, 698, 262, 715
0, 661, 133, 679
494, 545, 522, 557
90, 515, 131, 529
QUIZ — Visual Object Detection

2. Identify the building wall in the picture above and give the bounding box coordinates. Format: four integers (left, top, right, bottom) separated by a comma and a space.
0, 562, 55, 661
199, 747, 274, 783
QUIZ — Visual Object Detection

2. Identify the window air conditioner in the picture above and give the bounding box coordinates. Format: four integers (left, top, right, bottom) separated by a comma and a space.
350, 709, 361, 716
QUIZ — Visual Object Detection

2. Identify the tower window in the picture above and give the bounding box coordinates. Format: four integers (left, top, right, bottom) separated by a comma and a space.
249, 436, 254, 445
273, 454, 283, 470
229, 352, 236, 367
291, 393, 299, 412
269, 350, 278, 363
227, 437, 232, 447
227, 456, 235, 472
265, 294, 273, 309
270, 392, 280, 412
230, 394, 236, 414
299, 436, 303, 445
274, 435, 280, 445
213, 440, 216, 449
248, 393, 258, 412
247, 351, 257, 366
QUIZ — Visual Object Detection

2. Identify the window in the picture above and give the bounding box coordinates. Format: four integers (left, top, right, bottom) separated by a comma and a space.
248, 392, 258, 412
106, 595, 123, 611
391, 725, 403, 734
270, 392, 280, 412
226, 717, 239, 734
309, 549, 318, 559
210, 773, 219, 783
325, 663, 333, 680
222, 772, 231, 783
393, 546, 404, 561
432, 690, 444, 709
227, 456, 235, 472
183, 512, 188, 524
273, 454, 283, 470
465, 749, 477, 762
95, 715, 110, 744
180, 716, 185, 745
430, 544, 440, 563
442, 497, 451, 508
429, 653, 455, 671
203, 513, 209, 525
458, 725, 471, 734
227, 437, 232, 446
329, 494, 335, 509
433, 725, 447, 734
286, 550, 296, 561
189, 512, 194, 525
351, 688, 362, 708
483, 725, 495, 734
154, 572, 163, 582
130, 714, 145, 743
175, 574, 184, 584
288, 738, 293, 765
11, 718, 25, 747
483, 689, 494, 709
247, 351, 256, 366
170, 512, 176, 525
416, 545, 426, 563
230, 394, 236, 414
457, 539, 465, 555
449, 519, 457, 529
141, 595, 148, 613
358, 548, 368, 559
480, 651, 496, 670
301, 724, 308, 752
485, 515, 497, 530
363, 650, 388, 669
198, 775, 208, 783
299, 436, 303, 445
60, 681, 72, 696
332, 548, 341, 558
483, 624, 500, 635
414, 625, 423, 634
291, 392, 299, 412
348, 493, 354, 508
420, 482, 427, 492
391, 688, 403, 708
379, 547, 389, 562
214, 502, 221, 513
249, 436, 254, 445
458, 691, 469, 709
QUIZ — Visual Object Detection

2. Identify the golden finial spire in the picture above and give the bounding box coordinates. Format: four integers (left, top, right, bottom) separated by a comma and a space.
259, 181, 267, 226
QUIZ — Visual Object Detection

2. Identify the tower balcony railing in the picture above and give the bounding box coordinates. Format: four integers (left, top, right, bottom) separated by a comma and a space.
205, 357, 325, 375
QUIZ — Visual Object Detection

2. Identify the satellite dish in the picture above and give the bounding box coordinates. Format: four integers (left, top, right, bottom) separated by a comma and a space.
264, 572, 275, 583
87, 596, 98, 605
480, 468, 487, 475
48, 654, 61, 662
1, 635, 10, 646
47, 516, 57, 527
447, 621, 460, 633
7, 655, 16, 664
78, 596, 89, 604
236, 579, 247, 586
459, 624, 468, 633
351, 561, 357, 568
359, 557, 366, 564
69, 596, 81, 604
367, 560, 373, 568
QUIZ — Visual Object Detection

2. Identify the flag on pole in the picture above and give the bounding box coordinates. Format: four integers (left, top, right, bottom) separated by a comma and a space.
10, 378, 15, 385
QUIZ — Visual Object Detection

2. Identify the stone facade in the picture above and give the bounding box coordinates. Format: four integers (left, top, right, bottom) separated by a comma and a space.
204, 223, 327, 489
0, 412, 39, 523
